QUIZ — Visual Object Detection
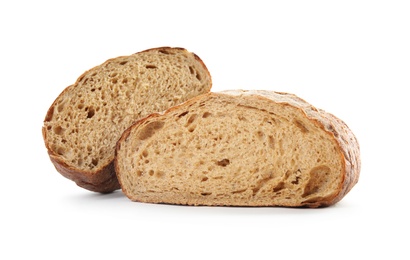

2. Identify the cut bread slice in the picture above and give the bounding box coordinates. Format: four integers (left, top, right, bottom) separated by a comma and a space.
43, 47, 212, 193
115, 90, 360, 207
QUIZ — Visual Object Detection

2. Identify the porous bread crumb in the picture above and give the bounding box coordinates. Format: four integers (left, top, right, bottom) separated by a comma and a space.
43, 47, 212, 192
116, 91, 360, 207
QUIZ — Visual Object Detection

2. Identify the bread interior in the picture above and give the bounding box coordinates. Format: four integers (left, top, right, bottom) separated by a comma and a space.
118, 94, 343, 206
43, 49, 210, 172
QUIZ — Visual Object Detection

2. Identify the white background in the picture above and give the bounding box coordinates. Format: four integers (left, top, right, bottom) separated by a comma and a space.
1, 0, 409, 259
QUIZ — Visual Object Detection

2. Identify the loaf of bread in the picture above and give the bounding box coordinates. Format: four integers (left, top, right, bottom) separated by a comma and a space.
115, 90, 360, 207
43, 47, 212, 193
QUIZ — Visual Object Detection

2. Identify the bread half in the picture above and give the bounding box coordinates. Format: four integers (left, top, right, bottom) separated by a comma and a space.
43, 47, 212, 193
115, 90, 360, 207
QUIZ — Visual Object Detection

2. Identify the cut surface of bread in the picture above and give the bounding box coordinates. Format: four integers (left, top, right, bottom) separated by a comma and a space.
43, 47, 212, 193
115, 90, 360, 207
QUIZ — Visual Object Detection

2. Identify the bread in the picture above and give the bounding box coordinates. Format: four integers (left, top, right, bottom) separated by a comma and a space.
115, 90, 360, 207
42, 47, 212, 193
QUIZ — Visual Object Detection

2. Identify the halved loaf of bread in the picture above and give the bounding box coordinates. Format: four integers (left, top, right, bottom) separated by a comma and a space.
43, 47, 212, 193
115, 90, 360, 207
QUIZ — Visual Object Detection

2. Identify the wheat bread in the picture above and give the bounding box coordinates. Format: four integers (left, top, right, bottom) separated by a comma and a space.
115, 90, 360, 207
43, 47, 212, 193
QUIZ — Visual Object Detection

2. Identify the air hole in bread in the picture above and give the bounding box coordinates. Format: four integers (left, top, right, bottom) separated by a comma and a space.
57, 102, 65, 113
145, 65, 157, 69
178, 111, 189, 118
159, 49, 171, 55
119, 61, 128, 65
252, 173, 274, 196
291, 176, 301, 185
196, 73, 202, 81
54, 126, 63, 135
295, 120, 309, 133
137, 121, 165, 140
273, 182, 285, 193
216, 159, 230, 167
188, 66, 202, 81
78, 74, 85, 82
232, 189, 247, 194
264, 117, 274, 125
91, 158, 99, 167
56, 146, 65, 156
201, 192, 212, 196
186, 114, 197, 126
202, 112, 211, 118
302, 165, 331, 197
256, 131, 265, 140
86, 107, 95, 119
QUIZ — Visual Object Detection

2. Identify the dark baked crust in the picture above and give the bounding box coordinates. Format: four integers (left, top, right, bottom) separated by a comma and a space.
49, 151, 120, 193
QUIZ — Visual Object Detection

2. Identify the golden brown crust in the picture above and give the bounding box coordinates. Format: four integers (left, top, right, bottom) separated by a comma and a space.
314, 111, 360, 206
49, 152, 120, 193
43, 47, 212, 193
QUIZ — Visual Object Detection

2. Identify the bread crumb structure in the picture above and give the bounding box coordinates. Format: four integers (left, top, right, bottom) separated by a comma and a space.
43, 47, 212, 193
115, 90, 360, 207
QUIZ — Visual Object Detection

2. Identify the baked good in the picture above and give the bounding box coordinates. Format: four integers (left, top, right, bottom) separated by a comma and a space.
115, 90, 360, 207
42, 47, 212, 193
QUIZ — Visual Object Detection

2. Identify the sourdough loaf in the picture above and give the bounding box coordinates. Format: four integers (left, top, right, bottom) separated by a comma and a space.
43, 47, 212, 193
115, 90, 360, 207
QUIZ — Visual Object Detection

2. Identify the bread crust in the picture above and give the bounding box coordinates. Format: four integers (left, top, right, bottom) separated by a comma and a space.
116, 90, 360, 207
43, 47, 212, 193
